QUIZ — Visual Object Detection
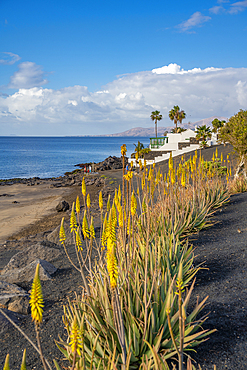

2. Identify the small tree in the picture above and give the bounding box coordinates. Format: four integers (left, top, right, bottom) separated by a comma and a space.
150, 110, 162, 138
211, 118, 226, 134
218, 109, 247, 178
195, 125, 212, 149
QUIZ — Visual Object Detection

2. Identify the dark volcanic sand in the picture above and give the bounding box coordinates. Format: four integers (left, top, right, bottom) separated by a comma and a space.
0, 144, 246, 369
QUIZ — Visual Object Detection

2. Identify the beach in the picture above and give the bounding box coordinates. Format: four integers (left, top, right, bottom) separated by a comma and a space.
0, 184, 73, 244
0, 145, 247, 369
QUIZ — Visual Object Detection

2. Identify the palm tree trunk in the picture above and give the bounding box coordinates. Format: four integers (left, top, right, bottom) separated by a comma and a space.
155, 120, 157, 138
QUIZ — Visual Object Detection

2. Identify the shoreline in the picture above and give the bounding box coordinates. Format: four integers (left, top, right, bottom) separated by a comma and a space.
1, 145, 247, 369
0, 144, 236, 244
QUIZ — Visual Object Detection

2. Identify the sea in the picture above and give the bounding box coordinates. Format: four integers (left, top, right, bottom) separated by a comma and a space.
0, 136, 150, 180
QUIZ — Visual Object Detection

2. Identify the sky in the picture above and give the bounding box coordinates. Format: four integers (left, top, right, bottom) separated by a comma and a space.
0, 0, 247, 136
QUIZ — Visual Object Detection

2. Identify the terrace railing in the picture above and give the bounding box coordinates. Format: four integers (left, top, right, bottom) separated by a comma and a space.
150, 137, 168, 149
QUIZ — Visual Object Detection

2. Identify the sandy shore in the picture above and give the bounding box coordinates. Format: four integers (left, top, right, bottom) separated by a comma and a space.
0, 184, 72, 243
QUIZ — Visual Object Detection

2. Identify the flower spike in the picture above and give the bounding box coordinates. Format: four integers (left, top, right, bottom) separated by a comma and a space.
30, 263, 44, 324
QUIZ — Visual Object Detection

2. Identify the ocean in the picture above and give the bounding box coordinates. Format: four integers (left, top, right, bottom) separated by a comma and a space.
0, 136, 150, 180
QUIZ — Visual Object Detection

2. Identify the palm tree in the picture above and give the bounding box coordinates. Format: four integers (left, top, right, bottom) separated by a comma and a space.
195, 125, 212, 148
150, 110, 163, 138
168, 105, 180, 133
133, 141, 144, 159
178, 109, 186, 126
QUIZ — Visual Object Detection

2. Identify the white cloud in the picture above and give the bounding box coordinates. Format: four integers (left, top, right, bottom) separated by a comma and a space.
1, 64, 247, 134
229, 0, 247, 13
8, 62, 48, 89
177, 12, 211, 32
209, 5, 225, 14
0, 52, 21, 65
152, 63, 222, 75
68, 100, 78, 106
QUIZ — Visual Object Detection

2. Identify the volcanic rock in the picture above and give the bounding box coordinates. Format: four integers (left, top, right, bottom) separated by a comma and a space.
56, 200, 70, 212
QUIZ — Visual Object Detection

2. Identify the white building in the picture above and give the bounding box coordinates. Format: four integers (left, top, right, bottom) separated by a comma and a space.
129, 129, 218, 166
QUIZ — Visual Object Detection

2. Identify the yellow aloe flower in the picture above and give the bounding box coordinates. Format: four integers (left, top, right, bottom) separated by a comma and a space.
82, 210, 90, 239
181, 169, 186, 187
118, 206, 123, 228
111, 203, 117, 227
152, 162, 155, 168
107, 194, 111, 212
70, 202, 77, 233
108, 210, 116, 244
171, 169, 176, 185
118, 185, 121, 202
76, 227, 83, 250
81, 177, 86, 197
121, 144, 127, 157
69, 317, 83, 356
141, 173, 145, 190
124, 171, 133, 182
168, 153, 173, 171
99, 190, 103, 210
139, 159, 143, 170
59, 217, 66, 245
20, 349, 27, 370
221, 153, 223, 162
101, 213, 108, 247
30, 264, 44, 324
131, 191, 137, 216
76, 195, 80, 214
106, 241, 118, 289
90, 217, 95, 239
215, 148, 218, 159
3, 354, 10, 370
142, 196, 147, 213
114, 188, 118, 202
144, 159, 147, 168
86, 193, 91, 209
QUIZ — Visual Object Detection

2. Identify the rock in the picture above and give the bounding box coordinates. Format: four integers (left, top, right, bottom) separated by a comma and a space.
1, 242, 61, 274
7, 296, 30, 315
94, 156, 128, 171
0, 259, 57, 284
47, 221, 74, 245
56, 200, 70, 212
0, 242, 60, 283
0, 281, 29, 315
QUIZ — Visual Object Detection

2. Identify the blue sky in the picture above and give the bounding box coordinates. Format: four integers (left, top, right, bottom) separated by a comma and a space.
0, 0, 247, 135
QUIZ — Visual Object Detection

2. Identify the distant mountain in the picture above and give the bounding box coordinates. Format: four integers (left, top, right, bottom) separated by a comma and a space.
181, 116, 228, 130
78, 116, 228, 137
98, 126, 174, 137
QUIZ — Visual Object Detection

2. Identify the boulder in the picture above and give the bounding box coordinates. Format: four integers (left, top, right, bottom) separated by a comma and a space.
47, 220, 75, 245
0, 281, 29, 315
1, 242, 61, 274
0, 259, 57, 284
56, 200, 70, 212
